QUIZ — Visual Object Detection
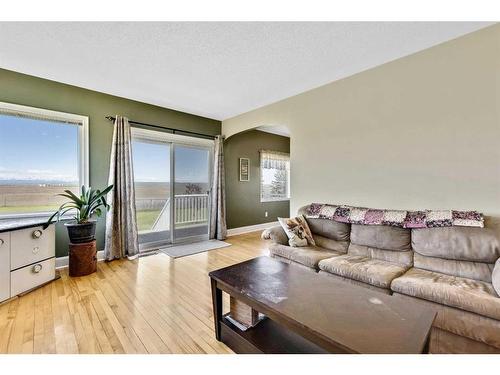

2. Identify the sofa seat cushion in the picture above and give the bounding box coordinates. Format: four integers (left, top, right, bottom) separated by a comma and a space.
391, 268, 500, 321
319, 271, 391, 295
393, 292, 500, 349
429, 327, 500, 354
289, 248, 342, 269
268, 243, 300, 259
268, 244, 341, 269
318, 255, 409, 289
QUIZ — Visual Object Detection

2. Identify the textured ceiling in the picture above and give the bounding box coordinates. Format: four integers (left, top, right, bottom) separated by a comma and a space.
0, 22, 492, 120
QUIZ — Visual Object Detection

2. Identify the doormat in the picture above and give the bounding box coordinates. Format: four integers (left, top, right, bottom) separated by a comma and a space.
160, 240, 231, 258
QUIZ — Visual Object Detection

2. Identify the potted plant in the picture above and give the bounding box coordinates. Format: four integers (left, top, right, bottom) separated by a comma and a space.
43, 185, 113, 243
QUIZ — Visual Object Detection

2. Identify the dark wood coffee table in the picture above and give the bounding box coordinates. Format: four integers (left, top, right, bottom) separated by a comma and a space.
209, 256, 436, 354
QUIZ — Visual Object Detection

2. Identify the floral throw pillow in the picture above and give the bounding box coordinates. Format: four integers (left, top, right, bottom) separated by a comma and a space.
278, 215, 316, 247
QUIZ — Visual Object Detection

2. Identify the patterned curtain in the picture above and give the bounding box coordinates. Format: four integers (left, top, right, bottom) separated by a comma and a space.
210, 135, 227, 240
104, 116, 139, 260
260, 150, 290, 170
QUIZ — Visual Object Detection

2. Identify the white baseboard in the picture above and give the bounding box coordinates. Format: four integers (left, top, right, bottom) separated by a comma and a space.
56, 250, 106, 269
56, 223, 279, 266
227, 221, 279, 237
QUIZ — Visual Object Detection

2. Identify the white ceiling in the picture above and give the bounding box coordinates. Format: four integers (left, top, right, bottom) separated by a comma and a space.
256, 125, 291, 138
0, 22, 492, 120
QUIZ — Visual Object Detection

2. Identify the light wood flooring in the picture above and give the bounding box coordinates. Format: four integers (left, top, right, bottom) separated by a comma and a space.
0, 231, 268, 354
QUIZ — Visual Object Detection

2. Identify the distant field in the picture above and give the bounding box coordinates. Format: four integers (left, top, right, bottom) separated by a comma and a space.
0, 204, 60, 214
0, 183, 208, 233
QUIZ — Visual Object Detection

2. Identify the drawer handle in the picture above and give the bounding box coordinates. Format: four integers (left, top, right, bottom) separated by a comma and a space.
32, 246, 40, 254
0, 238, 3, 246
32, 230, 43, 239
32, 264, 43, 274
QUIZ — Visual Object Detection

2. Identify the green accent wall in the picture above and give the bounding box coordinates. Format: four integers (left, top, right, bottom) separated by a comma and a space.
225, 130, 290, 229
0, 68, 221, 257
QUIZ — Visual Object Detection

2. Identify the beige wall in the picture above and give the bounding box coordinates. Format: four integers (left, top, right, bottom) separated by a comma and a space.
222, 25, 500, 217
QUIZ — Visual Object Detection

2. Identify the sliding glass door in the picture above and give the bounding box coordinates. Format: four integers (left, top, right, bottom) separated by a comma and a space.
132, 137, 171, 249
173, 145, 211, 243
131, 127, 212, 250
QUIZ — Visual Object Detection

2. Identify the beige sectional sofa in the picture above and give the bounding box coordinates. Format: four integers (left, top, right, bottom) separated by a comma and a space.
262, 206, 500, 354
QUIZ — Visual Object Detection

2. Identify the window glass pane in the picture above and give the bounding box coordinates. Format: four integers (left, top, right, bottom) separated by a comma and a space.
260, 151, 290, 202
132, 139, 170, 236
0, 114, 79, 216
174, 146, 210, 242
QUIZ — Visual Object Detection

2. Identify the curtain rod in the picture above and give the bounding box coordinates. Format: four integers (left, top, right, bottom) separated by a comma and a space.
105, 116, 216, 140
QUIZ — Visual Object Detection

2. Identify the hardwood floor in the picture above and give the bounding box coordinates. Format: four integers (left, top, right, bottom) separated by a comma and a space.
0, 231, 268, 354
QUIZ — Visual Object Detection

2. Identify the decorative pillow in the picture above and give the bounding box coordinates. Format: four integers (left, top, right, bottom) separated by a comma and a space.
333, 206, 351, 223
363, 209, 385, 225
493, 258, 500, 297
452, 210, 484, 228
403, 211, 427, 228
426, 210, 453, 228
382, 210, 407, 227
278, 215, 316, 247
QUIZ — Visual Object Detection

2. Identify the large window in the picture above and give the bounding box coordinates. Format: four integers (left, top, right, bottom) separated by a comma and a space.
0, 102, 89, 218
260, 150, 290, 202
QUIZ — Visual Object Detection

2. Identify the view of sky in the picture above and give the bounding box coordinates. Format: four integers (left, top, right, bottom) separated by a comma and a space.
0, 115, 79, 183
132, 140, 209, 183
261, 169, 276, 185
0, 114, 210, 185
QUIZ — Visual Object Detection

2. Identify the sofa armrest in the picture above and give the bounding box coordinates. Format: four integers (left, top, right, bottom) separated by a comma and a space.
262, 225, 288, 245
493, 258, 500, 296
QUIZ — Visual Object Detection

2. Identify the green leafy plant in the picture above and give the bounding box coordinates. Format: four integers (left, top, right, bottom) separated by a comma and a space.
43, 185, 113, 229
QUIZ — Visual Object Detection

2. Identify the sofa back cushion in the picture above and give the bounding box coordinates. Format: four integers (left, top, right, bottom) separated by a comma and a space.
298, 205, 350, 253
348, 224, 413, 266
313, 234, 349, 253
412, 219, 500, 282
306, 218, 351, 241
348, 243, 413, 267
350, 224, 411, 251
298, 204, 351, 241
413, 253, 494, 283
412, 226, 500, 263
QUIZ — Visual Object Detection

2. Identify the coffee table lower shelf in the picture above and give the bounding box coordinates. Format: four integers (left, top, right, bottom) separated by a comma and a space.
220, 313, 328, 354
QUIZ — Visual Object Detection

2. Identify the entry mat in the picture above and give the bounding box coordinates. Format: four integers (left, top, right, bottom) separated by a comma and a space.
160, 240, 231, 258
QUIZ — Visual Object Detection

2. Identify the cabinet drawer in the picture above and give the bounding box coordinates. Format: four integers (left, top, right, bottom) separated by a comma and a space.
10, 226, 55, 270
10, 257, 55, 296
0, 232, 10, 302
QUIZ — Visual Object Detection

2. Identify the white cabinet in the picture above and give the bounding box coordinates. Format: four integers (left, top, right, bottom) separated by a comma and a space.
0, 224, 55, 303
11, 258, 55, 297
11, 226, 55, 270
0, 232, 10, 302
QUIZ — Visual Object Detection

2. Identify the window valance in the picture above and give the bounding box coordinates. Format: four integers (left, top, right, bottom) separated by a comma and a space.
260, 150, 290, 170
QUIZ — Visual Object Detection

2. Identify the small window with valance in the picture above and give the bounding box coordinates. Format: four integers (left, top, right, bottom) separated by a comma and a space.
260, 150, 290, 202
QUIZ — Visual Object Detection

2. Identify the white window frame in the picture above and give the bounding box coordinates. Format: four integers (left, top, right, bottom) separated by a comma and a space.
0, 101, 89, 219
260, 150, 291, 203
